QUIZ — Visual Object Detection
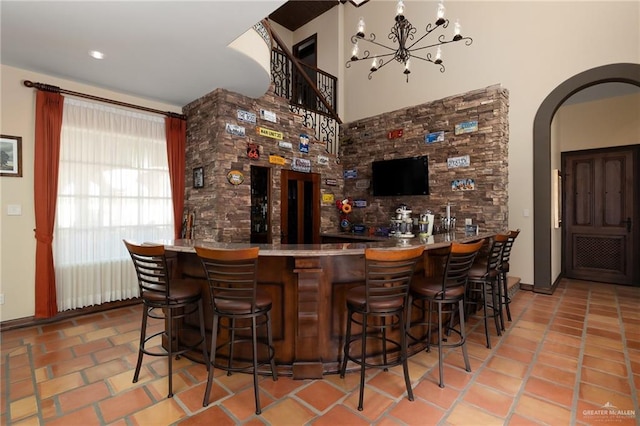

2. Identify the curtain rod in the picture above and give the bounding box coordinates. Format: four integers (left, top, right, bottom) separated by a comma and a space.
23, 80, 186, 120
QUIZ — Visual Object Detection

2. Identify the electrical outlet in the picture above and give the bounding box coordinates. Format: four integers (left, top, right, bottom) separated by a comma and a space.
0, 294, 4, 305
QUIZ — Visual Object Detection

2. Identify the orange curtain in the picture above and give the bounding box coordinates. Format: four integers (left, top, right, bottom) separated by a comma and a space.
165, 116, 186, 239
34, 91, 64, 318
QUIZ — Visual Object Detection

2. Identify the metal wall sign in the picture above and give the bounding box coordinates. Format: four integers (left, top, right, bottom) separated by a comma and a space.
269, 155, 286, 165
237, 109, 256, 124
317, 155, 329, 165
257, 127, 283, 140
353, 199, 367, 208
247, 143, 259, 160
299, 134, 310, 153
278, 141, 293, 149
454, 120, 478, 135
225, 123, 245, 136
227, 170, 244, 185
260, 109, 277, 123
447, 155, 470, 169
344, 169, 357, 179
425, 130, 445, 143
387, 129, 403, 139
325, 178, 337, 186
291, 158, 311, 173
322, 193, 335, 203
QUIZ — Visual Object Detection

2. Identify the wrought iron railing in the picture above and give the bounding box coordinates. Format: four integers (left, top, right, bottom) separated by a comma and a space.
271, 48, 340, 154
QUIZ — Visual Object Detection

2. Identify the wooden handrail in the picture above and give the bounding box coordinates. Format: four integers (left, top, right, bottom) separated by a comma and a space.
262, 19, 342, 124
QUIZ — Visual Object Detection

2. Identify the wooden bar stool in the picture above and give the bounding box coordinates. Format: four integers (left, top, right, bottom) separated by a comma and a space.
499, 229, 520, 326
195, 246, 277, 415
408, 240, 484, 388
339, 245, 425, 411
467, 235, 508, 348
123, 240, 208, 398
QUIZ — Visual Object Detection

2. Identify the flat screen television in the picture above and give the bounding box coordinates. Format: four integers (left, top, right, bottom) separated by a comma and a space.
372, 156, 429, 196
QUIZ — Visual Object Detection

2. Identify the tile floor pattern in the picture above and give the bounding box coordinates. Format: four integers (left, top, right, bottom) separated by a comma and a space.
2, 279, 639, 426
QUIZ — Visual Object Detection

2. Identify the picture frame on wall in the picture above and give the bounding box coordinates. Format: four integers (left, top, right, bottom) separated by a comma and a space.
0, 134, 22, 177
193, 167, 204, 188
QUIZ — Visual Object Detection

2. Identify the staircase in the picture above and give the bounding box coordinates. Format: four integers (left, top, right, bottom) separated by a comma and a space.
263, 20, 341, 156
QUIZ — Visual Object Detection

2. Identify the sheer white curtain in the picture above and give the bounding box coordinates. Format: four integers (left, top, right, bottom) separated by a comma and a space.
54, 98, 174, 311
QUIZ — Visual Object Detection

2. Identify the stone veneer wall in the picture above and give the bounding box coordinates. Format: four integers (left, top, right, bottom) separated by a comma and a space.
340, 84, 509, 234
183, 85, 343, 242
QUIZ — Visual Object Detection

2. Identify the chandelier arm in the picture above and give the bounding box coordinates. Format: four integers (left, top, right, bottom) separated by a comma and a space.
405, 21, 446, 50
372, 57, 394, 73
346, 48, 400, 68
359, 36, 399, 52
409, 36, 473, 53
410, 54, 447, 73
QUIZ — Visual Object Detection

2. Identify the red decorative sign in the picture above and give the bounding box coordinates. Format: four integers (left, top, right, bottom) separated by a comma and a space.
387, 129, 403, 139
247, 143, 260, 160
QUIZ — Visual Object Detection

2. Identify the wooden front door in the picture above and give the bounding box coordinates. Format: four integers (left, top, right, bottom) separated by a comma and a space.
563, 146, 639, 285
280, 170, 320, 244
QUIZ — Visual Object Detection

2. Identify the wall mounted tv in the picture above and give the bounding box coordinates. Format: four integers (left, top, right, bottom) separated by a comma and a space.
372, 156, 430, 196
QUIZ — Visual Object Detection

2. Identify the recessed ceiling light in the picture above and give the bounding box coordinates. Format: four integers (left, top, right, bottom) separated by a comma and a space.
89, 50, 105, 60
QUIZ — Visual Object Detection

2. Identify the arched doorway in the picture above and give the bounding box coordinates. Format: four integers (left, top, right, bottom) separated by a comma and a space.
532, 63, 640, 293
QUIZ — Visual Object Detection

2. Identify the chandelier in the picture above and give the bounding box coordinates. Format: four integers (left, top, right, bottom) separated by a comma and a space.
346, 0, 473, 82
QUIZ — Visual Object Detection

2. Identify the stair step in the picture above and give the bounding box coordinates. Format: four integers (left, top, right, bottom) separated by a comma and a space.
507, 276, 521, 297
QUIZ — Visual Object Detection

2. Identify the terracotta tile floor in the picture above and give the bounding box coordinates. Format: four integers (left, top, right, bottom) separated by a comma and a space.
2, 279, 639, 425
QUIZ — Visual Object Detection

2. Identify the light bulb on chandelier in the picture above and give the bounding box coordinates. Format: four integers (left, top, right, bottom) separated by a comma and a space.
345, 0, 473, 82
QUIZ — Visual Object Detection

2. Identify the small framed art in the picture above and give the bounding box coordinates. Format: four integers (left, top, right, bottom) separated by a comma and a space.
0, 134, 22, 177
193, 167, 204, 188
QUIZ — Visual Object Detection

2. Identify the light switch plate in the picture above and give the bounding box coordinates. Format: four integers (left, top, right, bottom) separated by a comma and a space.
7, 204, 22, 216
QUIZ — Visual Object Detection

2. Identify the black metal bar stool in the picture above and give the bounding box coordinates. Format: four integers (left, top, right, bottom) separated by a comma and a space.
407, 240, 484, 388
499, 229, 520, 326
467, 235, 507, 348
123, 240, 208, 398
339, 245, 425, 411
195, 246, 277, 415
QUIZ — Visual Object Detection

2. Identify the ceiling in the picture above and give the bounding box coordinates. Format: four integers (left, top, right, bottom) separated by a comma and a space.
0, 1, 296, 107
2, 1, 635, 109
269, 1, 339, 31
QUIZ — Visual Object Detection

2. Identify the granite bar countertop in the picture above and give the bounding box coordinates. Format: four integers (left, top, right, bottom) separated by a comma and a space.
157, 232, 492, 257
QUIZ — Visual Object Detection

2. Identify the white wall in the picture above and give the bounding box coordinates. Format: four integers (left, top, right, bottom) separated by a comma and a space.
300, 0, 639, 287
557, 93, 640, 151
0, 65, 182, 321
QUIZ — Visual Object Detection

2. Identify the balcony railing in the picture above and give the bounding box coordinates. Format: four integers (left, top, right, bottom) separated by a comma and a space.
271, 48, 340, 155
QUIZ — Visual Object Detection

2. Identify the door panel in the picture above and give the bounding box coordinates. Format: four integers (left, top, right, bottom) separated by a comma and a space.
280, 170, 320, 244
564, 147, 637, 285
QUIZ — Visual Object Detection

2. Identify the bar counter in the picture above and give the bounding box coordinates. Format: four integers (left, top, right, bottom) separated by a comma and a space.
160, 232, 491, 379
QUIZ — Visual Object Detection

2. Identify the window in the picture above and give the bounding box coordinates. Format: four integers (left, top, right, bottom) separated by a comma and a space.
54, 98, 173, 311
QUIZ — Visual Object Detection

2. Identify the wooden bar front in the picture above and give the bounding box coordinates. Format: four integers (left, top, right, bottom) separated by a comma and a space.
164, 233, 490, 379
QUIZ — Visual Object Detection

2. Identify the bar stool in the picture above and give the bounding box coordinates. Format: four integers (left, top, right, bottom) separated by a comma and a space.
467, 235, 508, 348
339, 245, 425, 411
408, 240, 484, 388
499, 229, 520, 326
123, 240, 208, 398
195, 246, 277, 415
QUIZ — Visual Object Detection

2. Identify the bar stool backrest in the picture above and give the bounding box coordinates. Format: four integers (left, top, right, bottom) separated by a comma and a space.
195, 246, 260, 314
441, 240, 485, 296
123, 240, 170, 299
484, 234, 509, 278
364, 246, 425, 312
501, 229, 521, 272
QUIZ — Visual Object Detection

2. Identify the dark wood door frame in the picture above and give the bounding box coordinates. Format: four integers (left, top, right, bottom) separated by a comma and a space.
533, 63, 640, 293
